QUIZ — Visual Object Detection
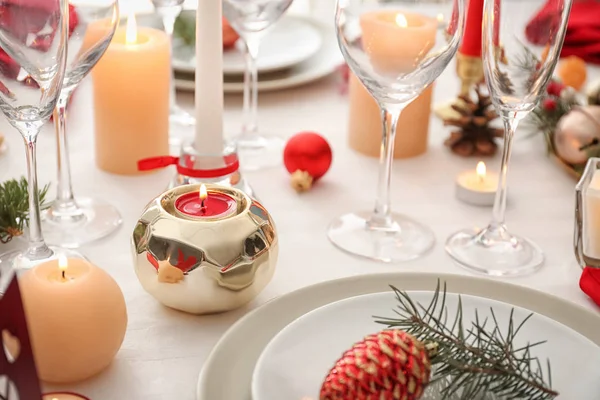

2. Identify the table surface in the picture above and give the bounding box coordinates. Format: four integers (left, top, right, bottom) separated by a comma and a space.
1, 1, 599, 399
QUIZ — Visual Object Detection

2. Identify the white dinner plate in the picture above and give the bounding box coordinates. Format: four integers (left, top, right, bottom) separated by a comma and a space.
172, 13, 323, 75
253, 291, 600, 400
174, 18, 343, 94
196, 272, 600, 400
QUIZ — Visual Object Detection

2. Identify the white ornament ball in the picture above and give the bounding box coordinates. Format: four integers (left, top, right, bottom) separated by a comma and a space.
587, 79, 600, 106
554, 106, 600, 165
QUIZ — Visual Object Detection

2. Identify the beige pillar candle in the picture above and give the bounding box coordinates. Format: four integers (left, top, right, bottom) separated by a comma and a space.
348, 74, 433, 158
19, 256, 127, 383
92, 14, 169, 175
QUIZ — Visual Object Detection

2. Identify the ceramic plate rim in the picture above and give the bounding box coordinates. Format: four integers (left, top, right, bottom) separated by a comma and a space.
175, 16, 343, 94
197, 272, 600, 400
172, 14, 324, 75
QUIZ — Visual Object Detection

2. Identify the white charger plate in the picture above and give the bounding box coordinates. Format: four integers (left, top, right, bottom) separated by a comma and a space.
253, 291, 600, 399
196, 272, 600, 400
172, 13, 323, 75
174, 17, 343, 93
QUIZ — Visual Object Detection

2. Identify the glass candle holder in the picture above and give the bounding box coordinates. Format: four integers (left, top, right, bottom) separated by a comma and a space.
575, 157, 600, 268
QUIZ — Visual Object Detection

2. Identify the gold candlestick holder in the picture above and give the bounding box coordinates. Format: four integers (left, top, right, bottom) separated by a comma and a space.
434, 52, 484, 120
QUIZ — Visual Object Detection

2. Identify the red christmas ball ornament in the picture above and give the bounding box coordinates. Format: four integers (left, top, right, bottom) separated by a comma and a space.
320, 330, 432, 400
284, 132, 332, 192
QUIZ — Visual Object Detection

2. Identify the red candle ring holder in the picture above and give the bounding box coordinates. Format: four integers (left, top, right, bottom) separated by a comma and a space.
43, 392, 91, 400
137, 139, 255, 198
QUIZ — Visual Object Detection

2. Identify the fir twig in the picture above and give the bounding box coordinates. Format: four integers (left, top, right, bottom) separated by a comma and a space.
0, 177, 50, 243
373, 281, 558, 400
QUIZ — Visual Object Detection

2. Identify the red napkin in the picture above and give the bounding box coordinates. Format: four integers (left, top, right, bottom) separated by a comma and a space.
0, 3, 79, 80
526, 0, 600, 64
580, 266, 600, 307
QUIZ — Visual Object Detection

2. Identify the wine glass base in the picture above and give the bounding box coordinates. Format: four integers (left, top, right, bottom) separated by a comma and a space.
327, 211, 435, 263
0, 246, 82, 293
42, 197, 122, 248
445, 227, 544, 277
236, 133, 285, 171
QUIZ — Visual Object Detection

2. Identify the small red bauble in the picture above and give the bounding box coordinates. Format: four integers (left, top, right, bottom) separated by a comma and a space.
284, 132, 332, 192
546, 81, 565, 97
320, 329, 432, 400
543, 98, 557, 112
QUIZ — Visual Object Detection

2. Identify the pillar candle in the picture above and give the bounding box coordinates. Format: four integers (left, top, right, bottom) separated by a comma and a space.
348, 74, 433, 159
19, 257, 127, 383
195, 0, 224, 155
92, 15, 169, 175
585, 170, 600, 259
360, 10, 437, 74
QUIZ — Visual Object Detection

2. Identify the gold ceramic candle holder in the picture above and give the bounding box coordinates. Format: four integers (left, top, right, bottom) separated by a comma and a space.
131, 184, 278, 314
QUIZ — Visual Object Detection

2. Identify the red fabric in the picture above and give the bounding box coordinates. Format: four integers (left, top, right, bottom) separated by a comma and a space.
526, 0, 600, 64
0, 3, 79, 81
580, 266, 600, 307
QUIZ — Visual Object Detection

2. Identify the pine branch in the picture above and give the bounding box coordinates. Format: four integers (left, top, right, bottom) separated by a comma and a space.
373, 281, 558, 400
0, 177, 50, 243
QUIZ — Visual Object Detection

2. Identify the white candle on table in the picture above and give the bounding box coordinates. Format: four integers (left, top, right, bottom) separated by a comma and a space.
456, 161, 498, 206
585, 170, 600, 259
195, 0, 224, 155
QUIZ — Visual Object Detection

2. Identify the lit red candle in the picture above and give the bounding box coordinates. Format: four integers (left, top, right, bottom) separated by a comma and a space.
175, 184, 237, 218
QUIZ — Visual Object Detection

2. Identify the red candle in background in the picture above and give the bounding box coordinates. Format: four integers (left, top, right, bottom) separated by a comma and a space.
460, 0, 485, 56
175, 184, 237, 218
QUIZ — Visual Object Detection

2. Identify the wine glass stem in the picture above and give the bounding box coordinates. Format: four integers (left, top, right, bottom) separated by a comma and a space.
52, 94, 79, 215
491, 113, 522, 227
243, 37, 260, 134
158, 8, 181, 111
370, 105, 403, 229
23, 134, 51, 259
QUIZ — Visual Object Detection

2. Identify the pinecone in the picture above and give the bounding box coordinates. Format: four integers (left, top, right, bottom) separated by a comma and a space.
320, 330, 432, 400
444, 86, 504, 157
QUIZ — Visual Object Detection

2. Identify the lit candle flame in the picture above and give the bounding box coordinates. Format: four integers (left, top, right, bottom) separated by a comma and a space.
395, 13, 408, 28
199, 184, 208, 210
58, 255, 68, 280
437, 13, 444, 23
125, 13, 137, 45
476, 161, 486, 183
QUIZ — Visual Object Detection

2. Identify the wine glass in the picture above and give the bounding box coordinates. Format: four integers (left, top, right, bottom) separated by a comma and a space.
41, 0, 122, 248
223, 0, 294, 170
445, 0, 572, 276
152, 0, 196, 140
329, 0, 465, 262
0, 0, 80, 276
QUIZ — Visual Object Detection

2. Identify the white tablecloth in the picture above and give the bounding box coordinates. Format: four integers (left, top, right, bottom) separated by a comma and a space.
0, 1, 598, 399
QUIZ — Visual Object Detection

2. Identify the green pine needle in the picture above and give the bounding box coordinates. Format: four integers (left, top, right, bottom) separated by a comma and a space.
0, 177, 50, 243
373, 281, 558, 400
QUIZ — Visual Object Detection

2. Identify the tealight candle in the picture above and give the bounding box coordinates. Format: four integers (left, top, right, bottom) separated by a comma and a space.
43, 392, 90, 400
19, 256, 127, 383
175, 184, 237, 219
456, 161, 499, 206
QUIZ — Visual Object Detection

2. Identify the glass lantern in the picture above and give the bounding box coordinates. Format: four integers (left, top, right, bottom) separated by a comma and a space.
575, 157, 600, 268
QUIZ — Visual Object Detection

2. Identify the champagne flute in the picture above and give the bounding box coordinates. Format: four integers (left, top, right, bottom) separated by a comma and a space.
152, 0, 196, 138
223, 0, 294, 170
445, 0, 572, 276
330, 0, 465, 262
0, 0, 77, 275
41, 0, 122, 248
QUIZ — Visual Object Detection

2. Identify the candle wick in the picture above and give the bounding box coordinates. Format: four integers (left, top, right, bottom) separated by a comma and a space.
201, 198, 206, 210
61, 270, 66, 280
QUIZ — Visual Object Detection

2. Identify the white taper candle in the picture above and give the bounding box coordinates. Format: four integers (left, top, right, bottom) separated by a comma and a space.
195, 0, 224, 155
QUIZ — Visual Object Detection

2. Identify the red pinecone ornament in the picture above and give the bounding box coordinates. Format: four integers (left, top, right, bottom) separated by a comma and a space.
320, 330, 432, 400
